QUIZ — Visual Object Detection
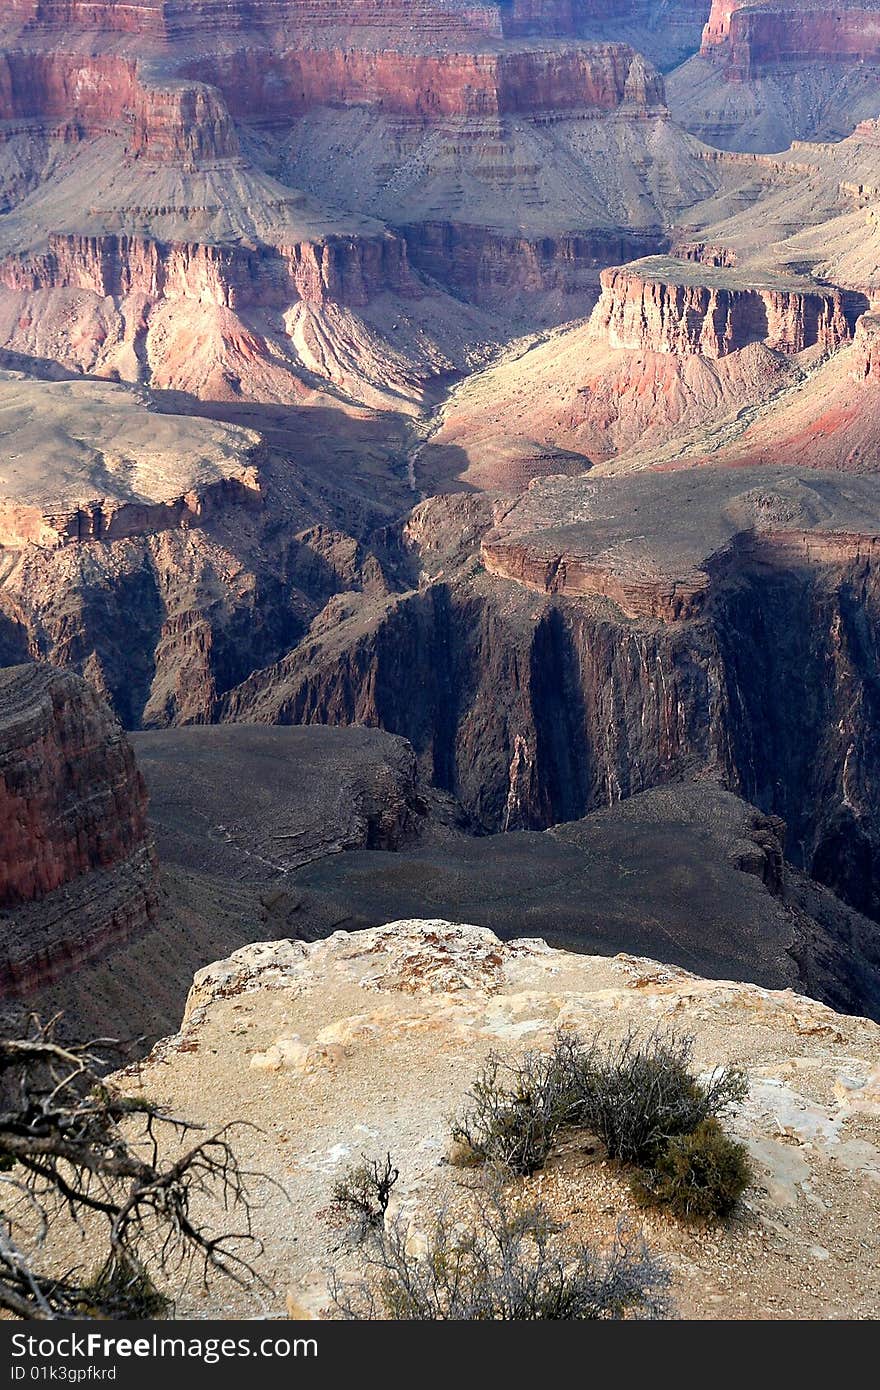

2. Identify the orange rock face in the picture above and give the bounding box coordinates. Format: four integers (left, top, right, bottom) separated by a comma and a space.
592, 259, 853, 358
0, 663, 152, 908
0, 1, 669, 131
0, 664, 160, 998
128, 81, 241, 165
182, 42, 665, 122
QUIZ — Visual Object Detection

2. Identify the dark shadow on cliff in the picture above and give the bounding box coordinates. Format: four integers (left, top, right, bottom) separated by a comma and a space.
713, 562, 880, 922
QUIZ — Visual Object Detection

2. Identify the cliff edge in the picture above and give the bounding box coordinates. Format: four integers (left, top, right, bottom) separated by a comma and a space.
114, 919, 880, 1319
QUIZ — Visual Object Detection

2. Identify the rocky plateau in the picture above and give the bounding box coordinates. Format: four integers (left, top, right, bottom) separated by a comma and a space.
93, 919, 880, 1319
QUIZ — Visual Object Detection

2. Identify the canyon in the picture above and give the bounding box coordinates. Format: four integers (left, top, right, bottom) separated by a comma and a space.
0, 0, 878, 1173
670, 0, 880, 149
2, 0, 880, 1325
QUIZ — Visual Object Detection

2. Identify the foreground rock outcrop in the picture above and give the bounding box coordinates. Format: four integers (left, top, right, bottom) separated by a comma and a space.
0, 662, 158, 995
112, 920, 880, 1319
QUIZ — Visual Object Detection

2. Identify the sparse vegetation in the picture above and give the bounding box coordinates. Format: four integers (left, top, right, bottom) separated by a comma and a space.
450, 1027, 751, 1222
75, 1253, 174, 1320
631, 1119, 753, 1222
330, 1153, 399, 1243
570, 1029, 748, 1166
331, 1181, 671, 1321
0, 1018, 270, 1319
450, 1042, 579, 1175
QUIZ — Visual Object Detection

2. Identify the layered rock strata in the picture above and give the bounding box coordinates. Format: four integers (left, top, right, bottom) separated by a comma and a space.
669, 0, 880, 149
701, 0, 880, 79
592, 257, 853, 358
0, 229, 418, 312
0, 662, 158, 994
182, 43, 667, 123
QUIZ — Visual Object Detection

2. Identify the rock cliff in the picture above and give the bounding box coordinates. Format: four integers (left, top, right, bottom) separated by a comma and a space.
669, 0, 880, 149
701, 0, 880, 79
852, 311, 880, 381
0, 662, 158, 995
592, 257, 853, 357
220, 468, 880, 925
183, 42, 667, 123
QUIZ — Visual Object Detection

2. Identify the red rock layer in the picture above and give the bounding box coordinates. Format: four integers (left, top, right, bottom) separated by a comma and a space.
128, 82, 241, 165
701, 0, 880, 78
592, 262, 852, 358
183, 44, 665, 122
0, 663, 152, 907
0, 229, 418, 311
5, 1, 167, 34
0, 51, 140, 130
0, 51, 241, 167
852, 312, 880, 380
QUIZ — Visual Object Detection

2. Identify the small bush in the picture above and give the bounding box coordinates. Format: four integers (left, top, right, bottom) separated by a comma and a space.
450, 1037, 583, 1176
331, 1153, 399, 1242
630, 1119, 753, 1222
331, 1183, 671, 1321
572, 1030, 748, 1166
452, 1029, 747, 1175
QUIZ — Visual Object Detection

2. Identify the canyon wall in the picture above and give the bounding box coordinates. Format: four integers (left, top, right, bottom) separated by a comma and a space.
0, 228, 418, 311
0, 0, 505, 41
0, 54, 241, 169
182, 43, 665, 123
399, 223, 666, 308
702, 0, 880, 79
0, 51, 140, 130
0, 662, 158, 995
216, 476, 880, 921
591, 259, 853, 357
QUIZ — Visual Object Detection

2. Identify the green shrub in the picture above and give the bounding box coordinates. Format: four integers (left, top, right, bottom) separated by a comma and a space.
571, 1030, 748, 1166
450, 1036, 584, 1176
452, 1028, 747, 1176
630, 1119, 753, 1222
